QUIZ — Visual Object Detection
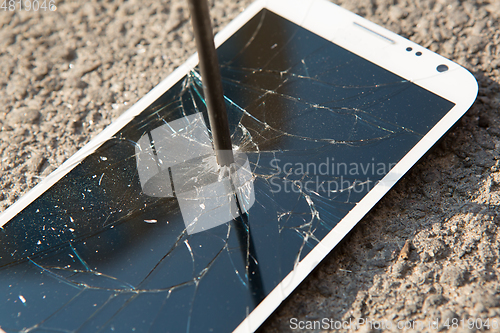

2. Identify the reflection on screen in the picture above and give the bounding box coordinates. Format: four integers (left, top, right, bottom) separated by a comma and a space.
0, 9, 454, 333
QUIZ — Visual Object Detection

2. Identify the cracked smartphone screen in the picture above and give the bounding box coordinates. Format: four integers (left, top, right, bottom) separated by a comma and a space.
0, 9, 454, 333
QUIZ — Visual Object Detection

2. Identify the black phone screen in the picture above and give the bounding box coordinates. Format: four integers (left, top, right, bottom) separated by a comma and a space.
0, 9, 454, 333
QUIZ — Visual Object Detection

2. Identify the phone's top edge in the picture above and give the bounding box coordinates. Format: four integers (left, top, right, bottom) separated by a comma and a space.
262, 0, 478, 108
247, 0, 480, 113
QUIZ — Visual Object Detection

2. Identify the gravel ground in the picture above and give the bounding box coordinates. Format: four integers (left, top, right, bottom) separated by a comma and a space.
1, 0, 500, 332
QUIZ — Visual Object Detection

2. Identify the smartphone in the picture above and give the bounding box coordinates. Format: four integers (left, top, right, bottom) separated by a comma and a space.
0, 0, 477, 332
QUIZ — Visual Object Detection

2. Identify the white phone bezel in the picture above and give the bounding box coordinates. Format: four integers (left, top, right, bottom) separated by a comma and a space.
0, 0, 478, 332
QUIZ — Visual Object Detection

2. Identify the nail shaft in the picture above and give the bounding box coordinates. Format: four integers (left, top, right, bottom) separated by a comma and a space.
188, 0, 234, 167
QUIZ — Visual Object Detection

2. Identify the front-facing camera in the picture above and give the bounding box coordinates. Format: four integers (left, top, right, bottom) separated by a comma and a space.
437, 64, 449, 72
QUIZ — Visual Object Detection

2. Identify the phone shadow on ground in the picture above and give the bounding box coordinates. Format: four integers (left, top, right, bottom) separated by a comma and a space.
259, 71, 500, 332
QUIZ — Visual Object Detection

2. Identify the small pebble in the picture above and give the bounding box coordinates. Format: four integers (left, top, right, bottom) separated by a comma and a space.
6, 107, 40, 125
440, 266, 465, 287
478, 115, 490, 128
399, 240, 411, 260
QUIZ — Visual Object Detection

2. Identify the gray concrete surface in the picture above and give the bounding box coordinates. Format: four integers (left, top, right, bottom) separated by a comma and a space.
1, 0, 499, 332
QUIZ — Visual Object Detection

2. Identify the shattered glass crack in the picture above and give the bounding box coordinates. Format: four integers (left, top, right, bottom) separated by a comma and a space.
0, 9, 454, 333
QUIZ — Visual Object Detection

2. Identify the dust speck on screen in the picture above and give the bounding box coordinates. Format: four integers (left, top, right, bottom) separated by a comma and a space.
0, 9, 453, 333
